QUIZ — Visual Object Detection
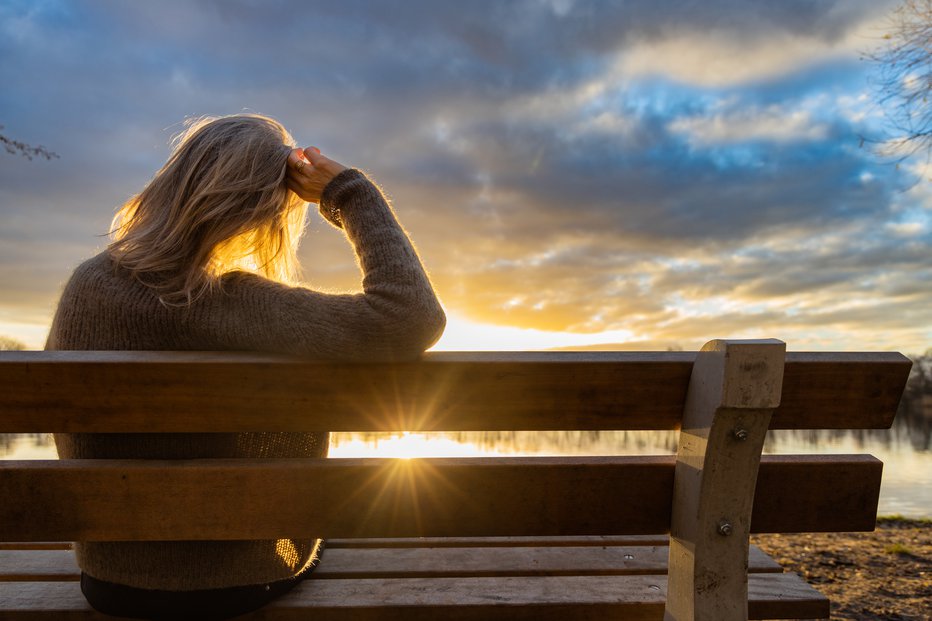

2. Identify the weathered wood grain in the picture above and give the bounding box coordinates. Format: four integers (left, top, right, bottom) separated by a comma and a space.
0, 351, 910, 432
0, 550, 78, 582
0, 455, 882, 541
0, 544, 71, 551
0, 572, 829, 620
0, 544, 783, 582
327, 535, 671, 548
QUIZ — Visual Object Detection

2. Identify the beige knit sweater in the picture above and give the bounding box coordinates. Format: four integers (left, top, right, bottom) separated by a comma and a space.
47, 169, 446, 590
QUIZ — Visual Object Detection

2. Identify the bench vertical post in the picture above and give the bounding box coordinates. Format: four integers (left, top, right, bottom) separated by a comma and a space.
664, 339, 786, 621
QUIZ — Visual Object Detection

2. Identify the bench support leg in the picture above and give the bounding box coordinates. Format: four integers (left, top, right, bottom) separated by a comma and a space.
664, 339, 786, 621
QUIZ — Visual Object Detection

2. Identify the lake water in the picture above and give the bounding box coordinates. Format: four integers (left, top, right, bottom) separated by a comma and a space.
3, 394, 929, 518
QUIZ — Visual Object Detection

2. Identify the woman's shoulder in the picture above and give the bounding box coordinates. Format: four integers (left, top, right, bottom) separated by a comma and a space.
74, 250, 114, 275
58, 251, 114, 290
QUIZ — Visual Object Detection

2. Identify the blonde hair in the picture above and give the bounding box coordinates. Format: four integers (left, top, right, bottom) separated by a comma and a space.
109, 114, 308, 306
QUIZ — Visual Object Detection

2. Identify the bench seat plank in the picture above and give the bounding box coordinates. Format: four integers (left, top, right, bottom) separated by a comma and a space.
0, 573, 829, 620
327, 535, 672, 548
0, 544, 784, 582
0, 536, 671, 551
0, 455, 882, 541
0, 544, 71, 551
0, 351, 909, 432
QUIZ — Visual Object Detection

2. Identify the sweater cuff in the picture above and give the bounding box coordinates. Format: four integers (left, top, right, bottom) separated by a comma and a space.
318, 168, 369, 229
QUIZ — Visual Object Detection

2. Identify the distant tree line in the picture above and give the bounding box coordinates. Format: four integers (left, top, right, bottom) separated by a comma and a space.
0, 336, 26, 351
905, 349, 932, 399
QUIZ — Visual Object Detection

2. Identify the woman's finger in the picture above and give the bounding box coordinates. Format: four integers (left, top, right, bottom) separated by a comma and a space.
288, 149, 312, 174
304, 148, 327, 166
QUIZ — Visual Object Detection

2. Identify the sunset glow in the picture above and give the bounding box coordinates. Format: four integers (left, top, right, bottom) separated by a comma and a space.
431, 312, 639, 351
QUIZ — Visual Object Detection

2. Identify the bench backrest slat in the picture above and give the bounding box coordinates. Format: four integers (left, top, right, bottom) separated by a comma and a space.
0, 351, 910, 432
0, 455, 881, 541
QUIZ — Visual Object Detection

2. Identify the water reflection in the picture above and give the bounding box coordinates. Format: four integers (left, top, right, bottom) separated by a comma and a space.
0, 432, 55, 459
331, 429, 681, 458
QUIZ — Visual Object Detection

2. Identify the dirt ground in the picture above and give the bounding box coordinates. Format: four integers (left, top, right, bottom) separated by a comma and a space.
752, 518, 931, 620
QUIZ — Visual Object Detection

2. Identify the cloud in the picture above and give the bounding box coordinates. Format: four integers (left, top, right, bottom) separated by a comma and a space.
669, 104, 829, 145
612, 0, 896, 87
618, 31, 849, 89
0, 0, 928, 353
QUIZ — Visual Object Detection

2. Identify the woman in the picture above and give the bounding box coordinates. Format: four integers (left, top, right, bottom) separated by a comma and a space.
47, 114, 446, 620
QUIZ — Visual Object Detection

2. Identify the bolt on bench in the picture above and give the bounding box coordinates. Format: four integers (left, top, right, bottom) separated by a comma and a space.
0, 339, 912, 620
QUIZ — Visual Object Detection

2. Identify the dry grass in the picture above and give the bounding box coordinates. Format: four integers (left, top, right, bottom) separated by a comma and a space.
753, 518, 931, 620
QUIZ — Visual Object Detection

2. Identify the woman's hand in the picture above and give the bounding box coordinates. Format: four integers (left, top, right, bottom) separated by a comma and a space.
286, 147, 347, 203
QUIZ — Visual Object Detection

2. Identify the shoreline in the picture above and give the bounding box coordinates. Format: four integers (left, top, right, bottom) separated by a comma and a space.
752, 517, 930, 620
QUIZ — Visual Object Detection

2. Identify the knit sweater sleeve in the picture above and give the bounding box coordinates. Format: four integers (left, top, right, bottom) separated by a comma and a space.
201, 169, 446, 361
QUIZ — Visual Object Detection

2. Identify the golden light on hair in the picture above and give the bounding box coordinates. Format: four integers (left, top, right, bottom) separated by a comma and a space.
108, 114, 308, 305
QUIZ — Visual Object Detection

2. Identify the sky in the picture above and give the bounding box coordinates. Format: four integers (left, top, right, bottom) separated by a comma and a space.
0, 0, 929, 353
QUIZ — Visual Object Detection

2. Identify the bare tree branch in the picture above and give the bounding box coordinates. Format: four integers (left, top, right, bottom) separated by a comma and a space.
0, 124, 59, 161
863, 0, 932, 163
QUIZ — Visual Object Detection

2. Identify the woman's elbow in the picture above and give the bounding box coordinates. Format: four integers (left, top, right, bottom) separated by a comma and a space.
422, 303, 447, 350
384, 303, 446, 360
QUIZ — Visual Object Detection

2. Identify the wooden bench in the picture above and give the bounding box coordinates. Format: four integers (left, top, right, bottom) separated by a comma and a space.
0, 339, 911, 620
